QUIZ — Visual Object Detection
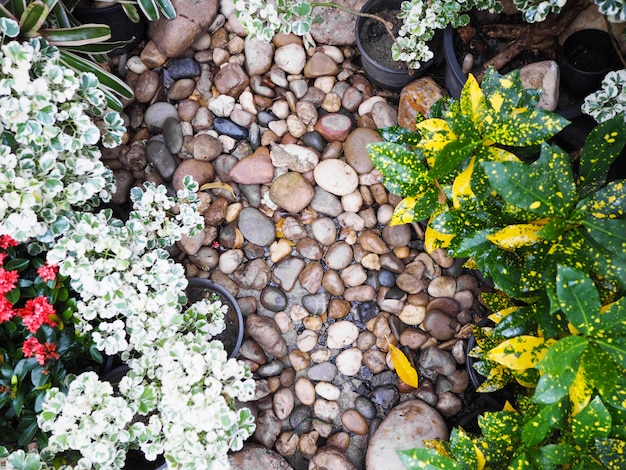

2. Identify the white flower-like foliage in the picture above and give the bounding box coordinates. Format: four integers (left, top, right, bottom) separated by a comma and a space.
582, 69, 626, 124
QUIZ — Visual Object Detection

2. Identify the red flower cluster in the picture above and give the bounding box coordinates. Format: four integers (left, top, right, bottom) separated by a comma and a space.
1, 235, 61, 365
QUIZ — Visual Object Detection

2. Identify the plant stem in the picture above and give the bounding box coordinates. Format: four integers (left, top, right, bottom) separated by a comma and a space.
310, 1, 400, 46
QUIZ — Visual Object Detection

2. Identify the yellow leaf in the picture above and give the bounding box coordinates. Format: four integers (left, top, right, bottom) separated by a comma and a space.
424, 223, 454, 253
488, 306, 521, 325
569, 365, 592, 415
199, 182, 236, 197
487, 336, 553, 371
502, 401, 517, 412
387, 341, 418, 388
416, 118, 457, 153
486, 224, 544, 251
482, 145, 521, 162
452, 156, 476, 209
475, 444, 486, 470
461, 73, 484, 119
391, 196, 418, 225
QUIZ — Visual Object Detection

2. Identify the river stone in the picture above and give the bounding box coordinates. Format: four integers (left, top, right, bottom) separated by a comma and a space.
365, 400, 449, 470
228, 443, 293, 470
172, 159, 214, 191
310, 217, 338, 245
245, 37, 274, 75
309, 446, 357, 470
271, 144, 319, 173
327, 321, 359, 349
314, 159, 359, 196
311, 187, 343, 217
343, 128, 381, 174
520, 60, 559, 111
295, 377, 316, 406
238, 207, 276, 246
134, 69, 160, 103
146, 140, 177, 182
214, 117, 249, 140
229, 146, 274, 184
274, 43, 307, 75
307, 362, 337, 382
302, 292, 329, 316
214, 63, 249, 98
342, 409, 368, 435
269, 172, 315, 214
325, 241, 353, 270
304, 52, 339, 78
313, 113, 353, 142
260, 286, 288, 312
336, 348, 362, 376
144, 102, 179, 133
398, 77, 448, 131
272, 257, 306, 292
355, 396, 377, 420
162, 117, 183, 154
246, 314, 287, 358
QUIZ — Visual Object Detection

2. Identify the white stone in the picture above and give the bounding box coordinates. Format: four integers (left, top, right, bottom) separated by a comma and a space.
296, 329, 319, 352
335, 348, 363, 376
326, 320, 359, 349
295, 377, 316, 406
358, 96, 386, 116
126, 56, 148, 74
313, 159, 359, 196
218, 249, 244, 274
341, 190, 363, 213
239, 90, 257, 115
272, 100, 291, 119
268, 119, 288, 137
271, 143, 319, 173
520, 60, 560, 111
208, 94, 236, 117
315, 382, 341, 401
313, 399, 341, 422
317, 45, 344, 63
275, 43, 307, 75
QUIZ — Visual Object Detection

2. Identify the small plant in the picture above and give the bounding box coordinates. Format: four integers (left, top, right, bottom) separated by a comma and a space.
582, 68, 626, 124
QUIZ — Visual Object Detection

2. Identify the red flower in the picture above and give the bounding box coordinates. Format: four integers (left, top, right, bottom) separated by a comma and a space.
37, 263, 59, 282
22, 337, 59, 365
0, 268, 18, 295
17, 296, 57, 333
0, 296, 15, 322
0, 253, 7, 265
0, 235, 18, 249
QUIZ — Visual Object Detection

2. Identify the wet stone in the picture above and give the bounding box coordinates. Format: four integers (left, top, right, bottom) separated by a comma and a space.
260, 286, 288, 312
167, 57, 201, 79
302, 293, 329, 316
213, 117, 249, 140
290, 405, 313, 434
378, 270, 396, 288
354, 395, 377, 420
238, 207, 276, 246
370, 384, 400, 412
257, 359, 285, 378
146, 140, 176, 182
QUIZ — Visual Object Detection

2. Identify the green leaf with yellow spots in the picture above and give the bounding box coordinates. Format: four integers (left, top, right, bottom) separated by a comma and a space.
572, 396, 612, 448
481, 68, 525, 113
376, 125, 422, 146
531, 143, 576, 209
534, 366, 576, 404
594, 336, 626, 370
536, 217, 568, 240
555, 265, 601, 336
476, 247, 524, 296
578, 115, 626, 195
487, 335, 553, 371
429, 138, 480, 181
581, 218, 626, 261
605, 375, 626, 411
368, 141, 431, 197
493, 304, 537, 339
536, 335, 587, 376
474, 360, 516, 392
522, 401, 565, 447
595, 438, 626, 469
539, 444, 577, 466
483, 107, 569, 148
481, 291, 516, 312
449, 428, 485, 470
574, 179, 626, 220
477, 410, 523, 463
595, 296, 626, 337
397, 448, 464, 470
391, 187, 441, 225
581, 344, 619, 406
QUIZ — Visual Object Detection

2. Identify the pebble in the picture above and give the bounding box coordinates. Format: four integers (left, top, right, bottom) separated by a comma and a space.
275, 43, 307, 74
238, 207, 276, 246
307, 362, 337, 382
213, 117, 249, 140
314, 399, 341, 422
335, 348, 362, 376
315, 382, 341, 401
314, 159, 359, 196
304, 52, 339, 78
296, 329, 319, 353
325, 242, 353, 270
246, 314, 287, 358
290, 405, 313, 434
313, 113, 353, 142
294, 377, 316, 406
354, 396, 377, 420
341, 409, 368, 435
260, 286, 288, 312
327, 321, 359, 349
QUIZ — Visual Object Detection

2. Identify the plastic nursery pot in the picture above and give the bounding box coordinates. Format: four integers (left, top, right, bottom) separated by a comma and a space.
185, 278, 244, 358
355, 0, 435, 90
73, 3, 147, 56
560, 29, 619, 95
443, 26, 466, 99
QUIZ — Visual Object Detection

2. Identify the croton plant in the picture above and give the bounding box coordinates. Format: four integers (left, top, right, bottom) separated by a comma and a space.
369, 67, 626, 469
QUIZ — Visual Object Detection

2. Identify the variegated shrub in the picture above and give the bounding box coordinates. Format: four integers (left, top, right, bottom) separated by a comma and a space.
369, 67, 626, 469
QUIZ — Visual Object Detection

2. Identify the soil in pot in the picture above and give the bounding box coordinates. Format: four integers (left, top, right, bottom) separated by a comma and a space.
358, 9, 406, 71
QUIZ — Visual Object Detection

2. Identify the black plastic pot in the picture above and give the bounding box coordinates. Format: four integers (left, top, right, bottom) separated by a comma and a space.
73, 3, 147, 56
443, 26, 466, 99
355, 0, 435, 90
560, 29, 619, 95
185, 278, 244, 358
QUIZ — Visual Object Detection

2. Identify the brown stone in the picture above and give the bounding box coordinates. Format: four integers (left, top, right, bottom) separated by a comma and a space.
214, 63, 250, 98
171, 159, 214, 192
229, 146, 274, 184
398, 77, 448, 131
313, 113, 353, 142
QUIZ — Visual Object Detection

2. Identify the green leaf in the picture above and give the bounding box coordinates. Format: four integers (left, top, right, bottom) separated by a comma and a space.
578, 115, 626, 194
481, 156, 568, 218
42, 24, 111, 45
582, 344, 619, 400
522, 401, 564, 447
555, 264, 601, 335
398, 448, 463, 470
18, 1, 48, 35
368, 141, 431, 197
571, 396, 612, 448
531, 143, 576, 209
594, 336, 626, 370
539, 444, 577, 465
429, 138, 479, 180
534, 367, 577, 404
136, 0, 157, 20
377, 125, 422, 145
595, 438, 626, 469
484, 107, 568, 148
482, 68, 524, 113
17, 419, 39, 447
155, 0, 176, 19
449, 428, 484, 469
581, 218, 626, 261
575, 180, 626, 220
536, 336, 587, 375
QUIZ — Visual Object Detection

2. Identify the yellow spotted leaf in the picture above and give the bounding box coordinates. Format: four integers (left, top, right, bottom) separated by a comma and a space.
488, 306, 521, 325
391, 196, 418, 225
482, 145, 521, 162
486, 224, 544, 250
569, 365, 593, 415
424, 223, 454, 253
487, 336, 554, 371
452, 156, 476, 209
415, 118, 457, 153
502, 401, 518, 413
388, 341, 418, 388
475, 444, 486, 470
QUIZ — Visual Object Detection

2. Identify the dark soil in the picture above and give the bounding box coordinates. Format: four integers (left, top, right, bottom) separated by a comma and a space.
358, 9, 407, 70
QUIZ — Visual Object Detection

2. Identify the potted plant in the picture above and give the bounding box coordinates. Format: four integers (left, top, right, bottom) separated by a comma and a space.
0, 28, 256, 469
367, 66, 626, 469
233, 0, 502, 89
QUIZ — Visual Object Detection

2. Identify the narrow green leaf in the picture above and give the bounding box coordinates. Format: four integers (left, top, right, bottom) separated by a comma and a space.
522, 401, 564, 447
18, 1, 48, 35
155, 0, 176, 19
42, 24, 111, 45
581, 218, 626, 261
136, 0, 158, 20
555, 264, 601, 335
578, 115, 626, 194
